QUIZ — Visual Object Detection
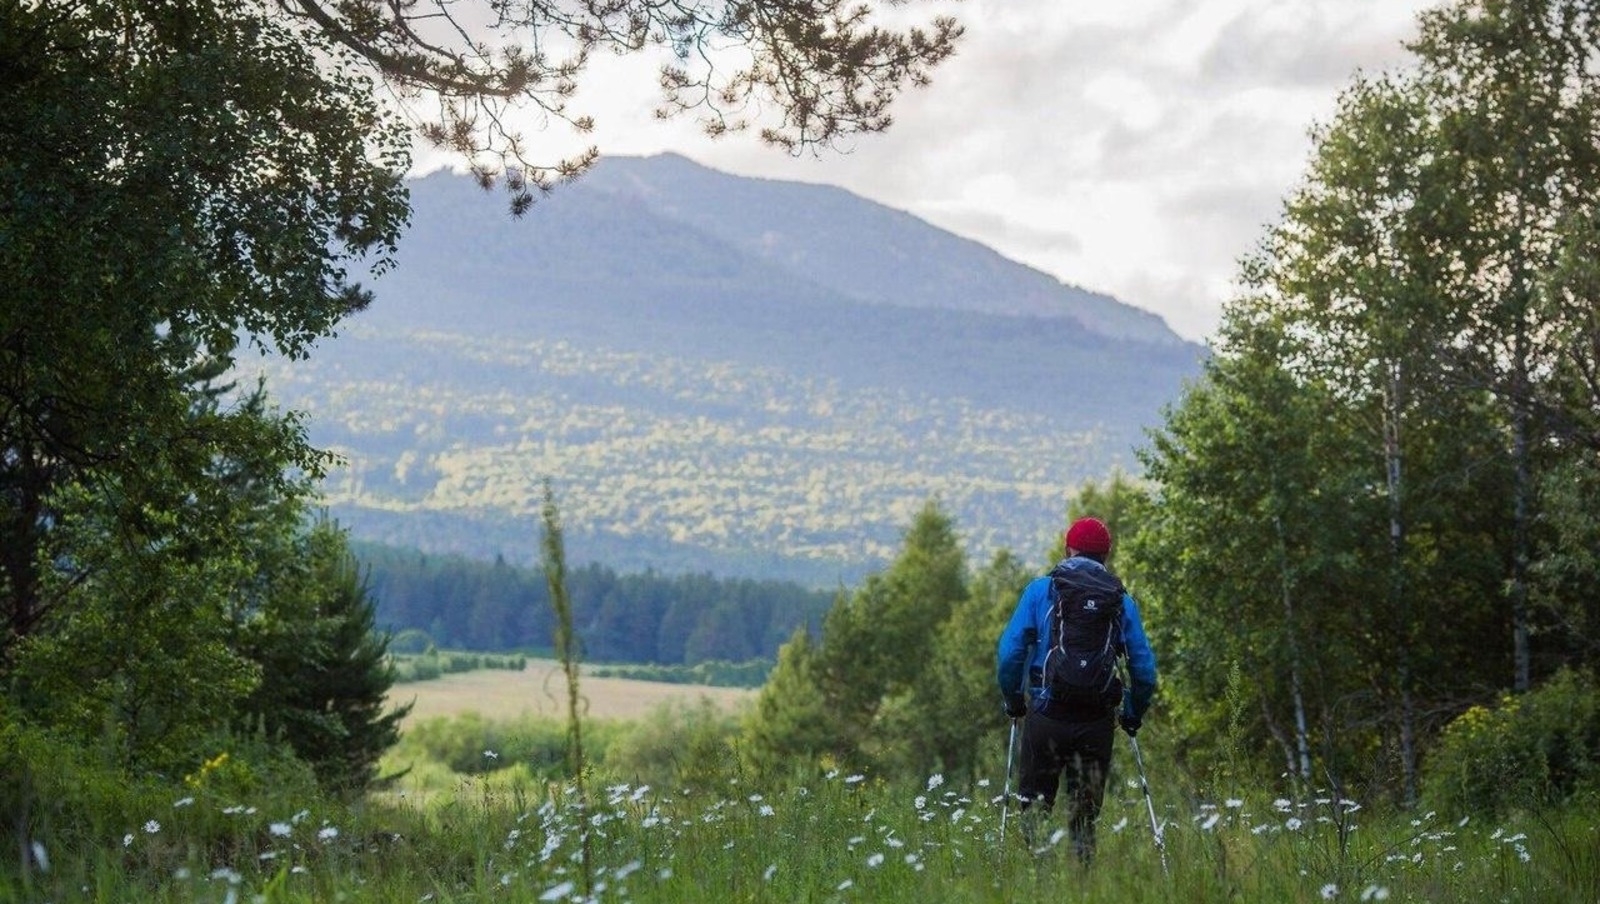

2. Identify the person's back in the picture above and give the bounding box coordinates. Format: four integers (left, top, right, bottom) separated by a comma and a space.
996, 516, 1157, 861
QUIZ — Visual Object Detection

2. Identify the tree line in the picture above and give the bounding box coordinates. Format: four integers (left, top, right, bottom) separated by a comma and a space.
356, 542, 835, 665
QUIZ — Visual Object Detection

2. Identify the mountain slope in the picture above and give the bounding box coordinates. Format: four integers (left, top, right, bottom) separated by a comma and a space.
259, 158, 1204, 585
578, 154, 1180, 344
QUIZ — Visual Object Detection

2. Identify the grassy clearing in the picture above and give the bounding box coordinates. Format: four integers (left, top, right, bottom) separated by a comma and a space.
9, 730, 1596, 903
390, 659, 755, 725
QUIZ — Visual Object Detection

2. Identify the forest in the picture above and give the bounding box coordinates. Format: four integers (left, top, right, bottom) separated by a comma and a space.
4, 0, 1599, 901
356, 542, 835, 664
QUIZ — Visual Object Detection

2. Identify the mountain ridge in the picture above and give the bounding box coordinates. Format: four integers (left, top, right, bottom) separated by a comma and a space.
257, 156, 1204, 585
575, 153, 1180, 344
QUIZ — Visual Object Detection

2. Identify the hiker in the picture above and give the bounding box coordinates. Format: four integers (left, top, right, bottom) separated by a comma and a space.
996, 516, 1158, 861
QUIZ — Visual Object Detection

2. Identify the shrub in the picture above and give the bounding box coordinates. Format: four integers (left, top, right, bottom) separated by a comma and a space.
394, 713, 623, 780
603, 698, 745, 790
1422, 669, 1600, 816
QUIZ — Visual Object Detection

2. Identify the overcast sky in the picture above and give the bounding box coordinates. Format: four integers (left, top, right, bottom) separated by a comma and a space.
415, 0, 1444, 343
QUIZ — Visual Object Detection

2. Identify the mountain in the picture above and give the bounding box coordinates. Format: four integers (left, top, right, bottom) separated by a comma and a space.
255, 154, 1204, 586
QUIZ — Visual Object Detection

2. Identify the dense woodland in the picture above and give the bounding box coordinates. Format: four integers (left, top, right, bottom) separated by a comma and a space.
356, 542, 834, 664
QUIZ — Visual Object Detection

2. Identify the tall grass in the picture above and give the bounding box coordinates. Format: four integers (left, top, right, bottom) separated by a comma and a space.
541, 479, 593, 896
7, 730, 1596, 902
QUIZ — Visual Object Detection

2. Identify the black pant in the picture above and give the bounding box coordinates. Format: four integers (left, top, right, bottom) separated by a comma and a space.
1015, 707, 1115, 862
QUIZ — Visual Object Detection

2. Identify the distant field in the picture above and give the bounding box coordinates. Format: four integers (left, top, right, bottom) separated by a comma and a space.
390, 659, 756, 725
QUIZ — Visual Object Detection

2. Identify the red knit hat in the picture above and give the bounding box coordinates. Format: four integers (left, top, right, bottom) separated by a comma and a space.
1064, 517, 1112, 555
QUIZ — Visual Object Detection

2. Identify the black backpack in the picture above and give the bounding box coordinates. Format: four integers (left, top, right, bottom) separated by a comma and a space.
1042, 564, 1127, 707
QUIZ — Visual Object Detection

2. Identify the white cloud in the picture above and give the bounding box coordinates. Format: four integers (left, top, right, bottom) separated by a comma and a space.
411, 0, 1440, 343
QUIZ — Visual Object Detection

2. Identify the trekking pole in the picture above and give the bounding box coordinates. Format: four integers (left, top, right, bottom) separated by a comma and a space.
1000, 717, 1019, 843
1128, 734, 1169, 877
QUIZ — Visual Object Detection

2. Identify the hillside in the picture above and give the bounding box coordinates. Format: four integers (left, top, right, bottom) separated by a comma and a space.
256, 155, 1205, 584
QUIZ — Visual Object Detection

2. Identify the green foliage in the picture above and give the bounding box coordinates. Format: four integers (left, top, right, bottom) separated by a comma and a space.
1423, 670, 1600, 817
747, 500, 969, 774
2, 0, 407, 796
0, 716, 319, 871
604, 698, 745, 791
1531, 458, 1600, 671
394, 713, 615, 779
235, 518, 410, 794
588, 659, 771, 688
389, 649, 527, 684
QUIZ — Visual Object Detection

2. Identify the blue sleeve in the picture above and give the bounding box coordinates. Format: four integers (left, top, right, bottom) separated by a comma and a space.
997, 580, 1043, 702
1121, 593, 1158, 720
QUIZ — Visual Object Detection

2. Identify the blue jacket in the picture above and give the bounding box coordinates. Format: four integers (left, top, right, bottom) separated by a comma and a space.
996, 556, 1158, 721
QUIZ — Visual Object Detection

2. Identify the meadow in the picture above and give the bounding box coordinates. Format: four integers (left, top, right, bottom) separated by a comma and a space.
10, 687, 1596, 904
391, 659, 755, 725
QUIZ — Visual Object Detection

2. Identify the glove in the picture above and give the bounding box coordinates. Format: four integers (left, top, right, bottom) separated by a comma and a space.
1003, 695, 1027, 719
1119, 711, 1143, 737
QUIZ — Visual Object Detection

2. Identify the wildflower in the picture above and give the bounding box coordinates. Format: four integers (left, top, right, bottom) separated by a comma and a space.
886, 837, 904, 848
175, 867, 192, 879
1274, 798, 1293, 811
1320, 883, 1338, 899
1111, 817, 1129, 833
292, 809, 310, 824
539, 880, 575, 901
259, 852, 278, 861
29, 842, 48, 873
950, 808, 966, 823
867, 853, 885, 868
631, 785, 651, 801
173, 797, 195, 809
848, 836, 866, 847
210, 867, 242, 884
658, 868, 673, 880
926, 773, 945, 791
914, 795, 927, 810
484, 750, 499, 760
763, 864, 777, 882
1225, 798, 1243, 808
977, 778, 990, 788
1457, 815, 1470, 828
143, 820, 161, 835
748, 793, 764, 803
1286, 818, 1303, 831
837, 879, 854, 891
269, 823, 292, 838
844, 774, 865, 785
1200, 814, 1220, 831
317, 826, 339, 842
759, 805, 775, 817
1048, 828, 1068, 848
1360, 886, 1391, 902
122, 834, 134, 848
